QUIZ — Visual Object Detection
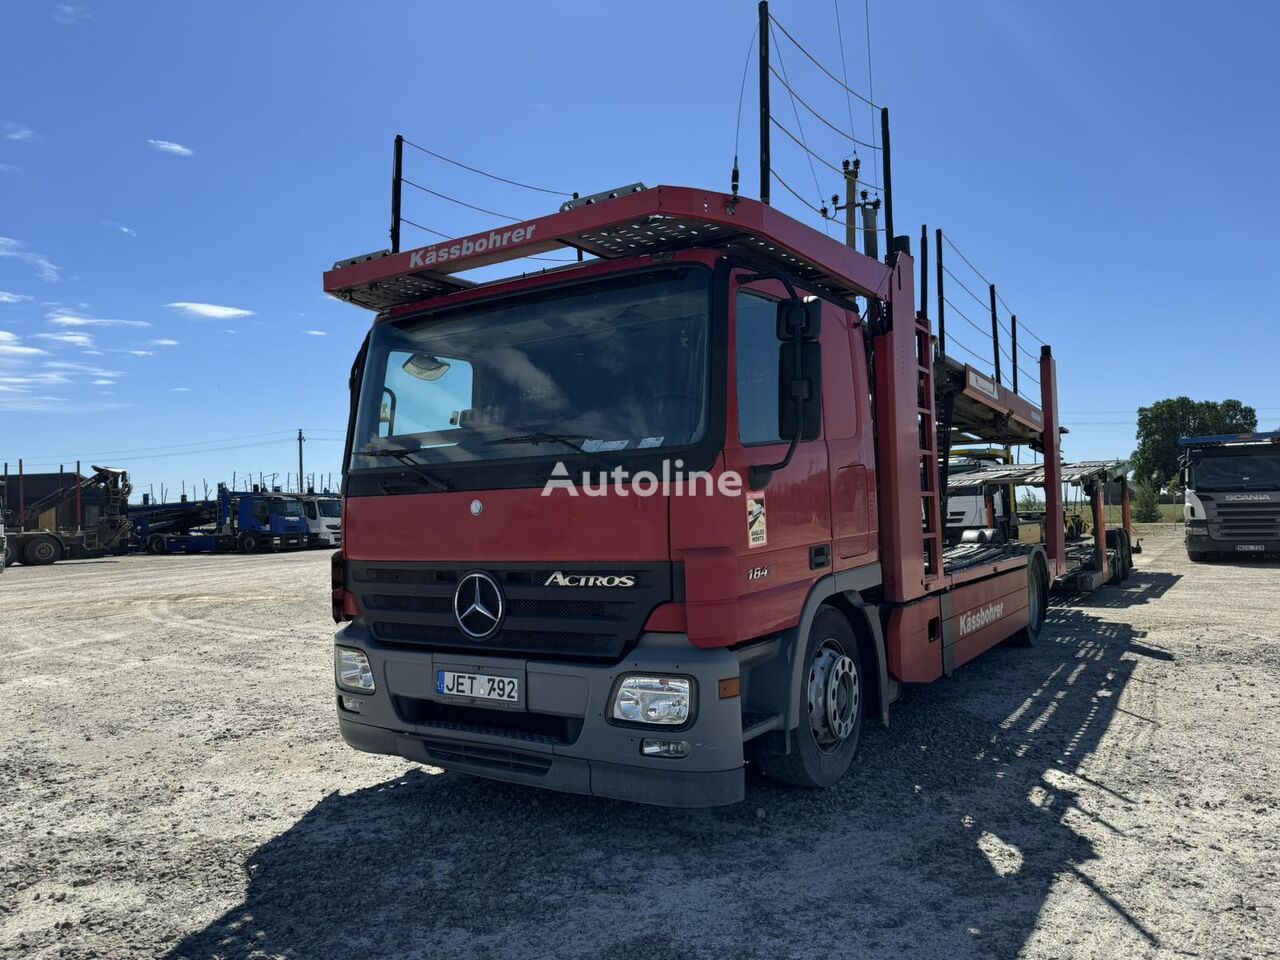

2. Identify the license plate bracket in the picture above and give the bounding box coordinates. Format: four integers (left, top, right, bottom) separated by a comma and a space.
435, 667, 524, 708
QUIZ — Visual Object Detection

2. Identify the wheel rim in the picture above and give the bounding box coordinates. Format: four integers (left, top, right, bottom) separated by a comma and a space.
34, 542, 55, 562
806, 638, 859, 753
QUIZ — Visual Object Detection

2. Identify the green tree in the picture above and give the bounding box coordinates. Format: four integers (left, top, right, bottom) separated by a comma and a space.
1131, 397, 1257, 489
1017, 489, 1043, 512
1133, 483, 1163, 523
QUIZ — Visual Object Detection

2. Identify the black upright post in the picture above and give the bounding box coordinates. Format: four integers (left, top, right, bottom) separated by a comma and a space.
919, 224, 929, 321
390, 134, 404, 254
936, 228, 946, 358
1011, 315, 1019, 395
989, 284, 1002, 385
880, 108, 894, 260
758, 1, 770, 205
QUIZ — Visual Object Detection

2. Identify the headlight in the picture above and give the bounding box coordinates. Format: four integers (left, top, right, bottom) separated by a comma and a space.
335, 646, 375, 691
612, 676, 692, 725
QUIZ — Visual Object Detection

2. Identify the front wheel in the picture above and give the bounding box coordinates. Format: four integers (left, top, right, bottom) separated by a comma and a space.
756, 607, 863, 789
24, 535, 64, 566
239, 532, 260, 554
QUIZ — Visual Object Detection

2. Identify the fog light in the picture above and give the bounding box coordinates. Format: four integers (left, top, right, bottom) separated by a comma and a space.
340, 695, 363, 713
641, 738, 690, 758
335, 646, 375, 692
612, 676, 692, 724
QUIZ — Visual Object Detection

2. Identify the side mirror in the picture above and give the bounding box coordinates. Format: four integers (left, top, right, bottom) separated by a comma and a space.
776, 298, 822, 341
778, 340, 822, 441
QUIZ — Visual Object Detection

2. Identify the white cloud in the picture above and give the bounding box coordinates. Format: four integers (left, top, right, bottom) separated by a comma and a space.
35, 331, 95, 348
44, 360, 124, 377
150, 338, 179, 346
107, 349, 155, 357
3, 124, 36, 142
172, 387, 192, 392
167, 301, 253, 320
0, 330, 46, 356
0, 237, 60, 282
91, 379, 114, 385
0, 291, 32, 304
107, 222, 137, 237
147, 139, 194, 158
305, 329, 327, 336
53, 4, 92, 25
48, 307, 149, 328
0, 164, 18, 174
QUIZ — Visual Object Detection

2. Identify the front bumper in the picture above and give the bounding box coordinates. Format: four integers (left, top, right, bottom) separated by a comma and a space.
1187, 523, 1280, 555
333, 621, 746, 807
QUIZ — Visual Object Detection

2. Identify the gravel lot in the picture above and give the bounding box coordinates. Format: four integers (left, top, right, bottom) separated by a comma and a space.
3, 529, 1278, 959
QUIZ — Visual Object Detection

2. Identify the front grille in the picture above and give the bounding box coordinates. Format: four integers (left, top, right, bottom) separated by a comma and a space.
349, 561, 677, 660
393, 696, 581, 744
418, 739, 554, 776
1211, 500, 1280, 540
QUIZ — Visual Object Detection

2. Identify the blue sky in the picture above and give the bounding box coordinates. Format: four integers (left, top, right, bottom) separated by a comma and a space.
2, 0, 1277, 498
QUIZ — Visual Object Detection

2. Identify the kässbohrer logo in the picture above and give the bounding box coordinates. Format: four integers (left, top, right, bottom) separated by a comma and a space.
408, 224, 539, 269
544, 571, 636, 588
959, 602, 1005, 636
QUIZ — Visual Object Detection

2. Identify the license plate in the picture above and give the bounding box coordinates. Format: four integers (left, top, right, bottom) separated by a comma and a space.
437, 670, 520, 703
1235, 544, 1266, 552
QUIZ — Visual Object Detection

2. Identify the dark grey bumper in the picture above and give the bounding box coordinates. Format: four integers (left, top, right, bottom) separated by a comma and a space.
333, 622, 747, 808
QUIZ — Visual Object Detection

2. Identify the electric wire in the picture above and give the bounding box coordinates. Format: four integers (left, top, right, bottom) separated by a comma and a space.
832, 0, 859, 151
401, 138, 571, 197
863, 0, 879, 167
769, 23, 828, 235
401, 178, 520, 222
768, 14, 879, 109
2, 430, 303, 465
941, 231, 1048, 345
733, 23, 759, 163
770, 167, 883, 232
767, 64, 880, 154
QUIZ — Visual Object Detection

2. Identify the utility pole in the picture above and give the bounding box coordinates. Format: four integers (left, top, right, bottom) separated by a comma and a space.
297, 429, 305, 494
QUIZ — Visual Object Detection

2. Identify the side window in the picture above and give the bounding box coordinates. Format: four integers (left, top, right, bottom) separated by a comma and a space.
303, 502, 316, 520
253, 500, 269, 524
736, 291, 783, 445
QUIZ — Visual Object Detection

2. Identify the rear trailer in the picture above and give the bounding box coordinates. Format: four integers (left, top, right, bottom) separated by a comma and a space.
1180, 431, 1280, 559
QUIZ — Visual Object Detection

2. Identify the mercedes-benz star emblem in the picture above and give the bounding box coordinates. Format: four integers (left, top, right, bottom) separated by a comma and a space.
453, 572, 504, 639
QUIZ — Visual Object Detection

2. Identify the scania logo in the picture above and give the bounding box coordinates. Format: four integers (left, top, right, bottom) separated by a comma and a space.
453, 572, 504, 639
1223, 494, 1271, 502
543, 571, 636, 588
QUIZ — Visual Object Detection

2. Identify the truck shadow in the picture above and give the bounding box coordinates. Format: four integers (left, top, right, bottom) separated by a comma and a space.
167, 607, 1157, 960
1062, 570, 1182, 609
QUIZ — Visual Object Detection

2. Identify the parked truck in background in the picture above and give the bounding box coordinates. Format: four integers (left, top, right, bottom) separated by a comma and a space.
1181, 431, 1280, 560
131, 486, 309, 554
1, 466, 132, 567
299, 494, 342, 547
322, 171, 1085, 807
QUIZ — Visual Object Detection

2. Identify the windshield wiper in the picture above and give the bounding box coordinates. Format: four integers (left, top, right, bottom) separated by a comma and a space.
364, 444, 450, 492
484, 431, 614, 468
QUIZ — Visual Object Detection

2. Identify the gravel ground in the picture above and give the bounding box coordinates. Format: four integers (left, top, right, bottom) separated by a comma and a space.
3, 529, 1278, 959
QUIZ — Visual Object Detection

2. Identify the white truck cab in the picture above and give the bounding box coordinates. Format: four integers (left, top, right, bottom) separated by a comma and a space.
300, 495, 342, 548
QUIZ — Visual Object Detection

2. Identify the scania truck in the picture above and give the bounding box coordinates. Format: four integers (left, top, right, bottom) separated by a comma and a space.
322, 171, 1089, 807
1181, 431, 1280, 560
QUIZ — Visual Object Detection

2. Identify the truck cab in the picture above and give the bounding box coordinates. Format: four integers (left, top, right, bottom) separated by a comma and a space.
325, 185, 1064, 807
300, 495, 343, 547
1181, 431, 1280, 560
224, 490, 309, 553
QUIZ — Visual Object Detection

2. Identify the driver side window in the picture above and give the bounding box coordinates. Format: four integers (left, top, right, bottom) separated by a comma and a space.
736, 291, 783, 446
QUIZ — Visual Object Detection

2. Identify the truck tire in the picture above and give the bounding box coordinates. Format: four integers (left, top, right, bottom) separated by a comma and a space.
3, 543, 15, 567
756, 606, 862, 790
239, 532, 260, 554
24, 535, 63, 566
1010, 558, 1047, 647
147, 535, 167, 555
1105, 530, 1130, 583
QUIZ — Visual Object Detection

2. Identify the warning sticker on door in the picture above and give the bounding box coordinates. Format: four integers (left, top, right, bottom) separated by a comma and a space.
746, 491, 767, 548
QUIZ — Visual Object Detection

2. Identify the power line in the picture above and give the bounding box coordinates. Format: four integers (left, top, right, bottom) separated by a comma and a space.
941, 231, 1048, 345
2, 430, 299, 464
401, 138, 571, 197
863, 0, 879, 163
768, 14, 879, 109
401, 177, 520, 222
769, 23, 828, 236
832, 0, 859, 151
770, 167, 882, 233
767, 64, 881, 154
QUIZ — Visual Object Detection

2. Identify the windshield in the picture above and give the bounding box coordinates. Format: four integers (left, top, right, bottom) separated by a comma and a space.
1191, 453, 1280, 491
317, 499, 342, 518
350, 268, 710, 470
268, 500, 302, 517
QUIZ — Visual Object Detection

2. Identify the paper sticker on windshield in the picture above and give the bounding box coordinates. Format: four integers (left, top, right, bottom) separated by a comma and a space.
638, 436, 665, 449
582, 439, 629, 452
747, 492, 767, 548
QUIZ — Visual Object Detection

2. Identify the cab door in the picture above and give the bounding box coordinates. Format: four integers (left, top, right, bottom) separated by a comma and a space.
825, 315, 876, 566
719, 277, 832, 639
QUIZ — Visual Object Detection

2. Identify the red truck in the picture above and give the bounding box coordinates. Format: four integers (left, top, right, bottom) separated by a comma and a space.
324, 183, 1069, 807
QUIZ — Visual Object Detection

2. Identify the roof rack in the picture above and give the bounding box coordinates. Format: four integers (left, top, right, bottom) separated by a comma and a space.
947, 459, 1129, 490
1178, 430, 1280, 447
